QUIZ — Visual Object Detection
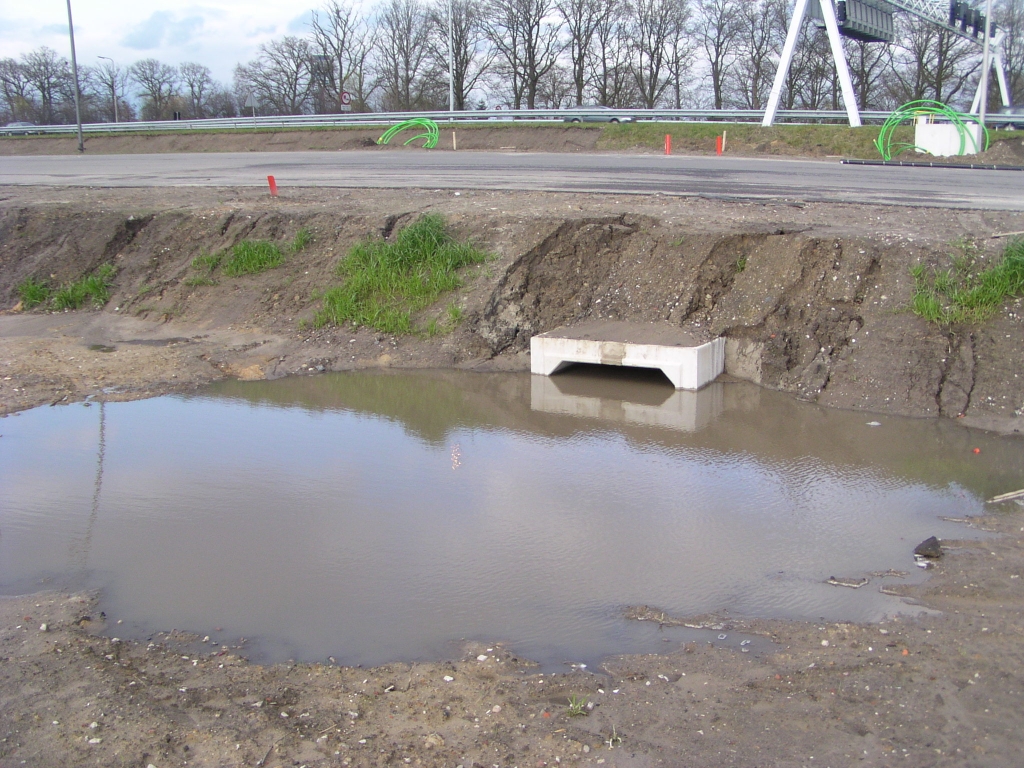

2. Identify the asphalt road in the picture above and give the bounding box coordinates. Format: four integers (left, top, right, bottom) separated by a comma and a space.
1, 150, 1022, 209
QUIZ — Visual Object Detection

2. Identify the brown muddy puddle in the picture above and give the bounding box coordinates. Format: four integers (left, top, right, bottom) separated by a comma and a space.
1, 367, 1020, 669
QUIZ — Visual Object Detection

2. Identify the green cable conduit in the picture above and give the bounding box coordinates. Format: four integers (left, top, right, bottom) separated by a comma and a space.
875, 100, 989, 161
377, 118, 440, 149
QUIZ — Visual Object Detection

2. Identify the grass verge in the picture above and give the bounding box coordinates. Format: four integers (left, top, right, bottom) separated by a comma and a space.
315, 214, 486, 334
599, 122, 914, 159
50, 265, 117, 310
910, 239, 1024, 325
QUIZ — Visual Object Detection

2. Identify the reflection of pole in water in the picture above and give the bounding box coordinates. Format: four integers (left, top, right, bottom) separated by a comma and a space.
71, 401, 105, 572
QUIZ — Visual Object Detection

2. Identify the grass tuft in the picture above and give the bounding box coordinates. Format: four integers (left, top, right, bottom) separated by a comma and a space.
222, 240, 285, 277
909, 239, 1024, 326
184, 275, 218, 287
51, 265, 116, 310
292, 227, 312, 252
566, 695, 589, 717
17, 276, 52, 308
191, 252, 222, 273
314, 214, 487, 334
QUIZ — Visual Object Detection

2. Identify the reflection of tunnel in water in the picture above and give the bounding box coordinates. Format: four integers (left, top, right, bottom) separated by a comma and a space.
532, 364, 725, 432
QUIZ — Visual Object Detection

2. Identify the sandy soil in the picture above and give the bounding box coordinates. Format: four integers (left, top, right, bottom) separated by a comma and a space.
2, 185, 1024, 767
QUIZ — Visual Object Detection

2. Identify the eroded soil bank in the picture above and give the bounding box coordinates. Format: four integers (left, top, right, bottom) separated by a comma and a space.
1, 186, 1022, 432
1, 186, 1024, 767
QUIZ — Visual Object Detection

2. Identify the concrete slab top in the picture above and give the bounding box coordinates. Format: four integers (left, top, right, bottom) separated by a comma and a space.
535, 320, 701, 347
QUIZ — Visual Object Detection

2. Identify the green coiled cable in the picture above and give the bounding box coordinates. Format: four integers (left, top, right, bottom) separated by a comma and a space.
377, 118, 440, 149
875, 100, 990, 161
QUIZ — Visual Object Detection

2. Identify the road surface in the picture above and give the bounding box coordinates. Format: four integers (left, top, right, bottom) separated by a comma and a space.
1, 151, 1021, 210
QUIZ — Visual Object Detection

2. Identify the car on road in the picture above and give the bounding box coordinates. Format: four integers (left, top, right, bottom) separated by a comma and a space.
997, 106, 1024, 130
2, 122, 39, 135
562, 107, 635, 124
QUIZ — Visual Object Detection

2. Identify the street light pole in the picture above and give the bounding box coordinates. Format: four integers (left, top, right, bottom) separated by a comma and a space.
97, 56, 118, 124
448, 0, 455, 112
978, 0, 994, 127
65, 0, 84, 152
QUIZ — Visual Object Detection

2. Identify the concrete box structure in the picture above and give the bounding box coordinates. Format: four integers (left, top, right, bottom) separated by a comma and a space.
914, 118, 984, 157
530, 321, 725, 390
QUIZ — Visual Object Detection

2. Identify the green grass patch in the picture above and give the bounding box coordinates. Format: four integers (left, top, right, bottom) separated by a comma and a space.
910, 239, 1024, 326
16, 276, 52, 308
183, 275, 218, 287
191, 252, 222, 273
315, 214, 487, 334
222, 240, 285, 277
599, 122, 914, 159
51, 265, 116, 310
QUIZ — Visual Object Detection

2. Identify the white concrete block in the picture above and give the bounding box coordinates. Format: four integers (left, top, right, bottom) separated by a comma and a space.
914, 118, 983, 157
530, 321, 725, 390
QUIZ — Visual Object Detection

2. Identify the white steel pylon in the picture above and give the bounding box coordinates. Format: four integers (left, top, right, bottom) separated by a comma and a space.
762, 0, 863, 127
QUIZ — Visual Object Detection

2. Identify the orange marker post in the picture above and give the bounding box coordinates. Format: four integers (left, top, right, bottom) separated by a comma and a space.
715, 136, 723, 156
665, 134, 672, 155
267, 175, 279, 197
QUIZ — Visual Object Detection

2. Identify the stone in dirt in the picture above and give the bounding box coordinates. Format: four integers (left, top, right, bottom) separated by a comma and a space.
914, 536, 943, 558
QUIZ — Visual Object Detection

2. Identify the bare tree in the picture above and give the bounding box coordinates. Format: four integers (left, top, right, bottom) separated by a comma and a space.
695, 0, 739, 109
557, 0, 614, 106
92, 58, 131, 122
310, 0, 378, 112
179, 62, 215, 118
204, 88, 238, 117
732, 0, 786, 109
375, 0, 438, 110
627, 0, 688, 108
427, 0, 494, 110
590, 4, 635, 106
536, 62, 575, 106
131, 58, 180, 120
235, 37, 314, 115
887, 16, 979, 106
844, 36, 892, 110
483, 0, 564, 109
0, 59, 33, 122
21, 47, 73, 124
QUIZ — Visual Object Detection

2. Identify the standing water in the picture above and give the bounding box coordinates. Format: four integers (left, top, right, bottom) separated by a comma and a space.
1, 368, 1018, 668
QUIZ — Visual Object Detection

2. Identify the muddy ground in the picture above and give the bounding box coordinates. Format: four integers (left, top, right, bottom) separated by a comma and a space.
1, 184, 1024, 767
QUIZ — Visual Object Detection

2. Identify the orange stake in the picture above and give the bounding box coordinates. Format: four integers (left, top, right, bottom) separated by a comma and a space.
715, 136, 723, 156
665, 134, 672, 155
267, 175, 279, 197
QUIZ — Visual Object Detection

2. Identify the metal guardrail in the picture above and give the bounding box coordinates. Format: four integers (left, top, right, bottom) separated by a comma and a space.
5, 108, 1022, 135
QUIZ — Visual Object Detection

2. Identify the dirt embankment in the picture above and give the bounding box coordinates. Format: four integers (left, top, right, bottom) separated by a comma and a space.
1, 186, 1022, 434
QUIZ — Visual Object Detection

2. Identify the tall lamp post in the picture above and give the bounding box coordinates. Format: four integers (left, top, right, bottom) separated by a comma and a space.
65, 0, 85, 151
97, 56, 118, 124
978, 0, 994, 128
448, 0, 455, 112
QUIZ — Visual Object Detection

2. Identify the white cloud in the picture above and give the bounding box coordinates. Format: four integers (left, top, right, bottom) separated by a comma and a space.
0, 0, 333, 83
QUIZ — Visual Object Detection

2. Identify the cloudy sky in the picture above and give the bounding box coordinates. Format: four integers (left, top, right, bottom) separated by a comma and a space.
0, 0, 324, 84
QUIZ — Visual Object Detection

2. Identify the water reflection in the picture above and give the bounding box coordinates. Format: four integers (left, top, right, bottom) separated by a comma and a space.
0, 369, 1019, 669
532, 366, 725, 432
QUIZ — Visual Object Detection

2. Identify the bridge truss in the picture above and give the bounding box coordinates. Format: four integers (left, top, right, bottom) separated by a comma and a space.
761, 0, 1010, 127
